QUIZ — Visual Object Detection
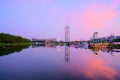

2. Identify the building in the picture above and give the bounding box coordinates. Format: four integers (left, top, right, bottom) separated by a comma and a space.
32, 38, 56, 44
65, 26, 70, 43
93, 32, 98, 39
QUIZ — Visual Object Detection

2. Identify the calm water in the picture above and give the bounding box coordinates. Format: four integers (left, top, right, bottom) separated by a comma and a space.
0, 45, 120, 80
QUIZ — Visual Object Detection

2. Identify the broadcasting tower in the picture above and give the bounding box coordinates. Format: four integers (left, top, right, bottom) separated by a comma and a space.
65, 26, 70, 43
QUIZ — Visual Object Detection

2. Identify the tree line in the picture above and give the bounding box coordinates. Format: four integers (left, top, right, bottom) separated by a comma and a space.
112, 37, 120, 42
0, 33, 31, 43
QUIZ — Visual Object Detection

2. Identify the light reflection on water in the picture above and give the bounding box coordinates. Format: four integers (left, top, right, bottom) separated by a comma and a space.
0, 44, 120, 80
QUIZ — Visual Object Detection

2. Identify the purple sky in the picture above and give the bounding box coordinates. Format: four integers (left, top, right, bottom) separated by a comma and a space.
0, 0, 120, 41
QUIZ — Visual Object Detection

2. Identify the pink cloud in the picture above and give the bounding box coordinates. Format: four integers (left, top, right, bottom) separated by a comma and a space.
81, 7, 117, 31
65, 1, 119, 33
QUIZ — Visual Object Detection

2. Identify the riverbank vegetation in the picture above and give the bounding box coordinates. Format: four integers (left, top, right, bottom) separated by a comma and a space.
0, 33, 31, 47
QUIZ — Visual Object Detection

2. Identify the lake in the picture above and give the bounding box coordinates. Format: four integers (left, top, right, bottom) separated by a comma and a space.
0, 44, 120, 80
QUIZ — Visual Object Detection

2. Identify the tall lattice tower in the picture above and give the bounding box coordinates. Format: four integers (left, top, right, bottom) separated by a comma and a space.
65, 26, 70, 43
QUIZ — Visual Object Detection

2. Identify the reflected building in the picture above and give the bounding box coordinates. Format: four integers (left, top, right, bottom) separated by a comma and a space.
65, 45, 70, 62
93, 50, 98, 55
89, 46, 120, 56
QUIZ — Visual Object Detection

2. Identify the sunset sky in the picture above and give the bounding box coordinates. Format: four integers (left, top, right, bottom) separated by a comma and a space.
0, 0, 120, 40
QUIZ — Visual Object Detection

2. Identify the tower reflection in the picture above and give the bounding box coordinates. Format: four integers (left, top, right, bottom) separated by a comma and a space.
65, 45, 70, 62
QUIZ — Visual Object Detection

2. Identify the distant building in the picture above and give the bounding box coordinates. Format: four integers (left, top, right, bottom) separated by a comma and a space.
45, 38, 56, 43
32, 38, 56, 44
93, 32, 98, 39
91, 35, 120, 43
65, 26, 70, 43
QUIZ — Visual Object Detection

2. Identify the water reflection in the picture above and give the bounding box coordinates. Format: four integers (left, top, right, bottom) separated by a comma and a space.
90, 47, 120, 56
1, 43, 120, 80
31, 43, 120, 61
0, 45, 30, 56
32, 43, 64, 48
1, 43, 120, 57
65, 45, 70, 62
75, 56, 118, 80
32, 44, 71, 62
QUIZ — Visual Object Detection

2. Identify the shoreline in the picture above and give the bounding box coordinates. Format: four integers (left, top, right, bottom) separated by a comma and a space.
0, 43, 31, 47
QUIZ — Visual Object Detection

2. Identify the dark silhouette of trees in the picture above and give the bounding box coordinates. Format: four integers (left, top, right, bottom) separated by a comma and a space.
113, 37, 120, 42
0, 33, 31, 43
